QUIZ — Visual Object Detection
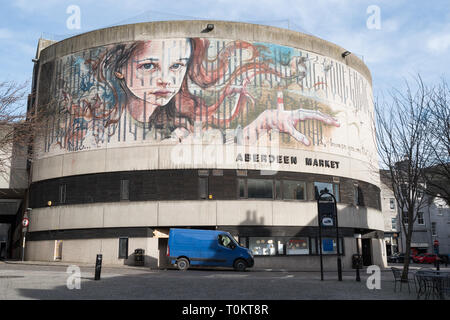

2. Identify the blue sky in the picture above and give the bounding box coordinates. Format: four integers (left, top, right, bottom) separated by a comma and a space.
1, 0, 449, 100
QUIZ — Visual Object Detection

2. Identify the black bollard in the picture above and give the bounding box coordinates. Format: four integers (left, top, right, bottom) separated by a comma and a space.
95, 254, 102, 280
337, 256, 343, 281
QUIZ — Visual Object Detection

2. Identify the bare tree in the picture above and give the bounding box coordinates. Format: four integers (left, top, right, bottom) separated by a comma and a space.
0, 81, 29, 186
0, 80, 50, 190
424, 80, 450, 205
375, 76, 433, 281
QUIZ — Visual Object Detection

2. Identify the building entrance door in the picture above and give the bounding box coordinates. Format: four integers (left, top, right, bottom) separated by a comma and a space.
158, 238, 169, 269
362, 239, 372, 266
386, 243, 392, 257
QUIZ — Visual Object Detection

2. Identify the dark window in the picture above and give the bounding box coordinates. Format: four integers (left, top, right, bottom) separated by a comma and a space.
238, 179, 246, 198
120, 179, 129, 201
431, 222, 437, 236
199, 177, 208, 199
402, 211, 409, 224
275, 180, 282, 200
314, 182, 339, 202
353, 185, 359, 205
417, 212, 424, 225
390, 198, 395, 210
59, 184, 66, 204
247, 179, 273, 199
283, 180, 306, 200
391, 218, 397, 230
358, 186, 365, 206
198, 170, 209, 177
118, 238, 128, 259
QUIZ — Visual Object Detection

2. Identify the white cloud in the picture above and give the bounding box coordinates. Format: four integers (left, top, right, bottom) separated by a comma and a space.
427, 33, 450, 54
0, 28, 13, 39
12, 0, 61, 12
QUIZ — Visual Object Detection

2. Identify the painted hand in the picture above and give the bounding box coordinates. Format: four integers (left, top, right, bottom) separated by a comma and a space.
243, 90, 339, 145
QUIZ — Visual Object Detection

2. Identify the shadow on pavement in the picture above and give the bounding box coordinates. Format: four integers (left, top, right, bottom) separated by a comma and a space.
13, 268, 417, 300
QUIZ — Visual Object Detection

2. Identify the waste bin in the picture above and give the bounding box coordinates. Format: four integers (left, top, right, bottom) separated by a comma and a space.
134, 248, 145, 266
352, 254, 363, 269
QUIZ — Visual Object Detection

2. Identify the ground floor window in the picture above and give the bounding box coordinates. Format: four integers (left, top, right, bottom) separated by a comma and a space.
249, 237, 277, 256
118, 237, 129, 259
246, 236, 342, 256
286, 238, 309, 255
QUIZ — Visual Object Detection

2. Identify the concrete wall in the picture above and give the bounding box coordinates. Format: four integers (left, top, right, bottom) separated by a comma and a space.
25, 236, 387, 271
28, 200, 384, 232
371, 238, 387, 268
38, 21, 371, 83
25, 237, 159, 268
32, 144, 381, 187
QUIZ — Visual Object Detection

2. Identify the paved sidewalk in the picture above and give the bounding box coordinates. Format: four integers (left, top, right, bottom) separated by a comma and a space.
0, 259, 434, 300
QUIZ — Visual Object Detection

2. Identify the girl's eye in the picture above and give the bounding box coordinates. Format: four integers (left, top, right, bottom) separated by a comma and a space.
139, 63, 157, 71
170, 63, 184, 70
142, 63, 155, 70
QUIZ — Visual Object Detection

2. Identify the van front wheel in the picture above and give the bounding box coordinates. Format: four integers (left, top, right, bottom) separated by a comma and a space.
234, 259, 247, 272
177, 258, 190, 271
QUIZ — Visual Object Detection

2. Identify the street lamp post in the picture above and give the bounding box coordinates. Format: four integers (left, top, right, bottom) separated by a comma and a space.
317, 191, 342, 281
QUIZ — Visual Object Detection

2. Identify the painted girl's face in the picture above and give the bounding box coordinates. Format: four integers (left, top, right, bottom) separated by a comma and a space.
124, 39, 191, 114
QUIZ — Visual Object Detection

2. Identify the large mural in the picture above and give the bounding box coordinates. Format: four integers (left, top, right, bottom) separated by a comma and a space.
37, 38, 375, 165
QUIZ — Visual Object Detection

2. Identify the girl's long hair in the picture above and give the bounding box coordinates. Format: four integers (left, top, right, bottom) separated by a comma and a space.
63, 38, 296, 144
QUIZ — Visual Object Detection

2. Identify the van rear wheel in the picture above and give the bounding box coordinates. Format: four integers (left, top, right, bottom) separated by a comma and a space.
234, 259, 247, 272
177, 258, 189, 271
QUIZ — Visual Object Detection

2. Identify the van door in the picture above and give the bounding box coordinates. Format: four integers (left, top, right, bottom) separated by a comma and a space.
216, 234, 237, 267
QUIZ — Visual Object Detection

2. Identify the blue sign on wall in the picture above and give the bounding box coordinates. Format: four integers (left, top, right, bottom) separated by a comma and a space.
323, 239, 334, 252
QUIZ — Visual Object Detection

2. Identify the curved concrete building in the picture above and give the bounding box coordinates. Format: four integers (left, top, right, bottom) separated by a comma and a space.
27, 20, 386, 270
